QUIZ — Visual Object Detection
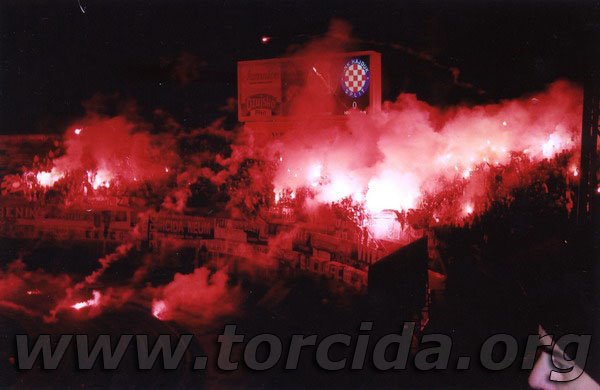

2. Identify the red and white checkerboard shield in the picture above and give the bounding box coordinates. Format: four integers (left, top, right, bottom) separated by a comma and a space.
342, 58, 370, 98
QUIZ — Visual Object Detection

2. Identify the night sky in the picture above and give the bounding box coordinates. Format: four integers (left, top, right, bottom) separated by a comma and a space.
1, 0, 598, 134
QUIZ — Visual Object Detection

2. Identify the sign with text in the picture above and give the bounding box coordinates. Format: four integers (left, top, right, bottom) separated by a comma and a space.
238, 51, 381, 122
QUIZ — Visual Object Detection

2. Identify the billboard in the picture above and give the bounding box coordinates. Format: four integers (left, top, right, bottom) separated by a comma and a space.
238, 51, 381, 122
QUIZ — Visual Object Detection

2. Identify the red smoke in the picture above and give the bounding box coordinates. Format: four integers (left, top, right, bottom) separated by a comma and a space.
150, 267, 240, 327
266, 80, 581, 229
0, 19, 587, 330
55, 115, 179, 183
0, 260, 72, 319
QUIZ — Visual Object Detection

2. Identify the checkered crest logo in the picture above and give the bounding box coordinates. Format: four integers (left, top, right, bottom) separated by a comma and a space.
341, 58, 370, 99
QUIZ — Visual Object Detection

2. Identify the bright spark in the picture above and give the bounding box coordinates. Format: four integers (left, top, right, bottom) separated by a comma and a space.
152, 300, 167, 320
72, 291, 101, 310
